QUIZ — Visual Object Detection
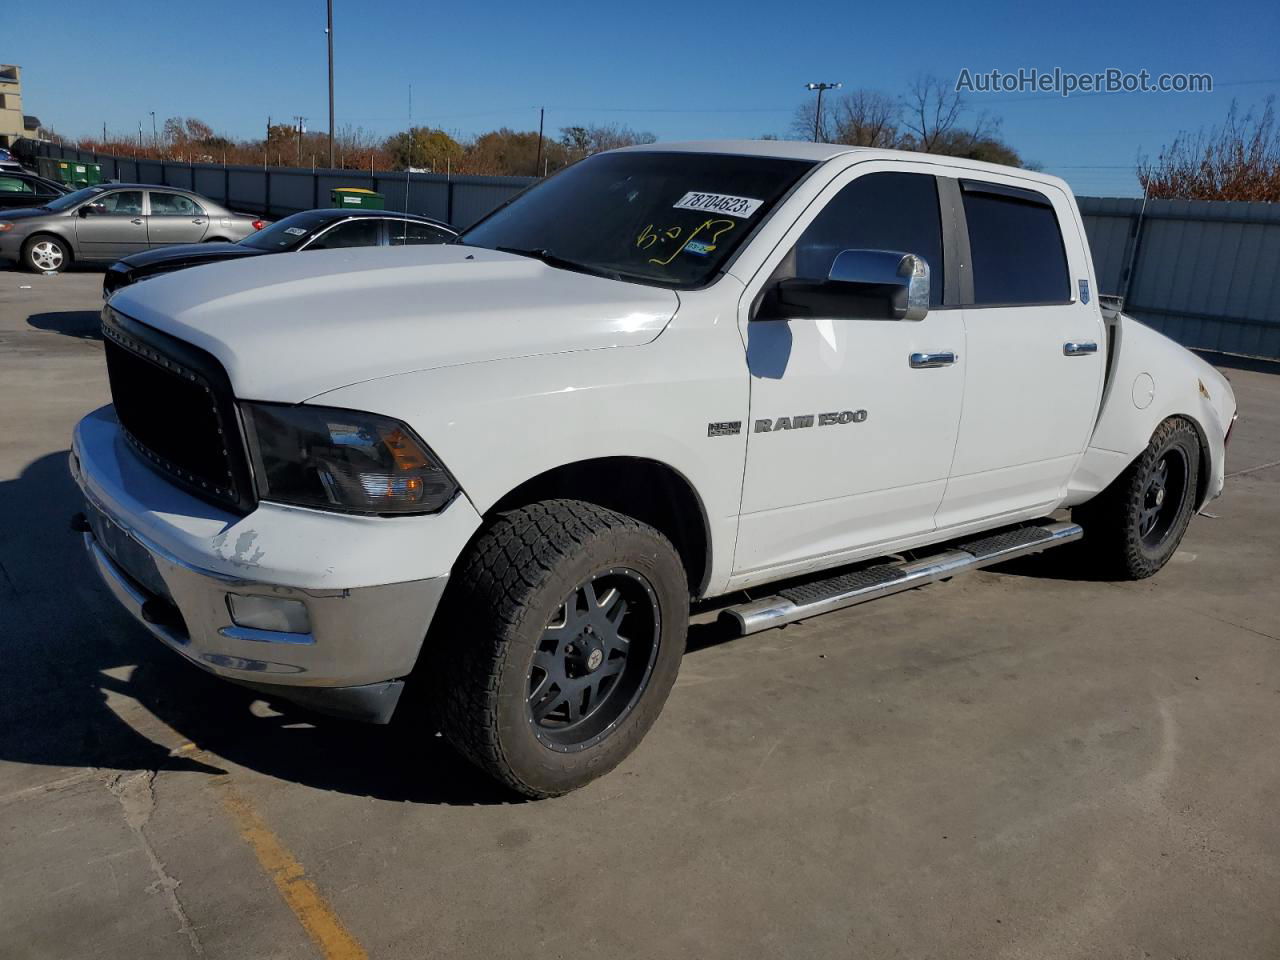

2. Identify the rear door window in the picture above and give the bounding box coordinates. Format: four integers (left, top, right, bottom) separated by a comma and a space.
149, 192, 204, 216
961, 182, 1070, 305
389, 221, 452, 245
0, 176, 34, 194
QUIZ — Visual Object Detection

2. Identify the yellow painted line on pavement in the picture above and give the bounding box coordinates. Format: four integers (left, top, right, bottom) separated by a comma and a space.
220, 783, 369, 960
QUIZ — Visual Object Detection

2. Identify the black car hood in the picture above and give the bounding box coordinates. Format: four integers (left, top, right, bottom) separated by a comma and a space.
115, 242, 265, 270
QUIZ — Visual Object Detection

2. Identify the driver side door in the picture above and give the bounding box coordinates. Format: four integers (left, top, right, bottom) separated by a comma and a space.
73, 190, 148, 260
732, 167, 966, 584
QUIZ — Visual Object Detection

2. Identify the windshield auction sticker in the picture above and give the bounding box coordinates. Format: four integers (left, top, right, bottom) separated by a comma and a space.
673, 191, 763, 219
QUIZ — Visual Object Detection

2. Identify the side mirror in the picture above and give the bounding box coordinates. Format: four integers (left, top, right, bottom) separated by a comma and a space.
759, 249, 931, 322
79, 203, 105, 217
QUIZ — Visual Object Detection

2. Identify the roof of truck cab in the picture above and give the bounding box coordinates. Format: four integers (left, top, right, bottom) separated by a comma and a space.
615, 139, 1071, 190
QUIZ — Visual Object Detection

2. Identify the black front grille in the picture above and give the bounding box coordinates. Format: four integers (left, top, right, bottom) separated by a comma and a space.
102, 308, 255, 513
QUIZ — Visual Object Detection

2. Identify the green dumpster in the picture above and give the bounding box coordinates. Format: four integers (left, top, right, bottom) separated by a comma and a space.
36, 157, 102, 187
330, 187, 384, 210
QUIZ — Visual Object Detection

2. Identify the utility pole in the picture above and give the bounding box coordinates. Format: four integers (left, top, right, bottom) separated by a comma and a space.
294, 116, 306, 164
138, 122, 143, 150
326, 0, 335, 169
804, 82, 841, 142
102, 122, 107, 143
149, 111, 157, 148
535, 107, 544, 177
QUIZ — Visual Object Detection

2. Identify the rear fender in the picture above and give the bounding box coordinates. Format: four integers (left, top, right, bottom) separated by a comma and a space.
1065, 315, 1236, 509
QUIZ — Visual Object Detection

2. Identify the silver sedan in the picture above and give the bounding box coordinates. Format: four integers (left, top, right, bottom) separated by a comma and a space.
0, 184, 267, 273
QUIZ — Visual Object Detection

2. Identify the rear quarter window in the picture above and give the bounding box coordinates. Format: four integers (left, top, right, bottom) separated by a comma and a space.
962, 183, 1070, 306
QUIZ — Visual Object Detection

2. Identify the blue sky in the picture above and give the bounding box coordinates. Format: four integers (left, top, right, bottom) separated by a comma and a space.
11, 0, 1280, 196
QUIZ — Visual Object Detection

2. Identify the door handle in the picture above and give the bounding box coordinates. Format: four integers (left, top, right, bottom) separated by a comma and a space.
1063, 341, 1098, 356
909, 351, 958, 368
192, 218, 205, 225
130, 218, 143, 225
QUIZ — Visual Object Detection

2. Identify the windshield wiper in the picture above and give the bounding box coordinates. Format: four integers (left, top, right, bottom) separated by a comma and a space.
493, 246, 622, 281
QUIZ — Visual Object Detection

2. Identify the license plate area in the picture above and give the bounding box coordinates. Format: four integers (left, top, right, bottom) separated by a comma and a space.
84, 499, 173, 603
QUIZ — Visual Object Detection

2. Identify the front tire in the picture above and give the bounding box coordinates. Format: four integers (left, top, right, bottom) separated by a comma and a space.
436, 500, 689, 798
1075, 417, 1201, 579
23, 235, 70, 273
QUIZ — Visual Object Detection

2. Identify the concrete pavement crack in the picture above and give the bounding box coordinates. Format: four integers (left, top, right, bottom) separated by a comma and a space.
107, 770, 204, 956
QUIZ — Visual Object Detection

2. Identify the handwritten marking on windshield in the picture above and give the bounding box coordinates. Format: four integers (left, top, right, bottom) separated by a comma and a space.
636, 218, 735, 266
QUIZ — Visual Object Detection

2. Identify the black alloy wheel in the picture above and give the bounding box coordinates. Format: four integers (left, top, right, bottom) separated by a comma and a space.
1137, 447, 1190, 549
527, 568, 660, 752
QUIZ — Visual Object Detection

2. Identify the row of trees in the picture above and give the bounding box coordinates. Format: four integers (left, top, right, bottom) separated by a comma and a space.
65, 118, 656, 177
786, 75, 1026, 166
48, 86, 1280, 201
1139, 97, 1280, 202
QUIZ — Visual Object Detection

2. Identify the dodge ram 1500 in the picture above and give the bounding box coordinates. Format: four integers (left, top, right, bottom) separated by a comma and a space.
73, 141, 1237, 797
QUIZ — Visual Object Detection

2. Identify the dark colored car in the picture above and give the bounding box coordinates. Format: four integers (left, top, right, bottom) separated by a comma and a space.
102, 208, 456, 298
0, 147, 25, 173
0, 170, 70, 209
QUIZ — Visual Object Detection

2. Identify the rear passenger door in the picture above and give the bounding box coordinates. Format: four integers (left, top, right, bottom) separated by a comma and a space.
935, 178, 1105, 529
145, 191, 209, 247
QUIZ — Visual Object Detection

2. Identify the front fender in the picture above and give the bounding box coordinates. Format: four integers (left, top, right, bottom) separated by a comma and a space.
1066, 315, 1236, 509
307, 311, 748, 597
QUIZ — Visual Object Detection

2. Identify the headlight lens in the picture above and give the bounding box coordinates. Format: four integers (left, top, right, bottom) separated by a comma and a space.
242, 402, 457, 515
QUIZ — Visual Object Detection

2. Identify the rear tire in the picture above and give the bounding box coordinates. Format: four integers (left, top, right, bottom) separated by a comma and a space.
22, 234, 70, 273
1074, 417, 1201, 579
435, 499, 689, 798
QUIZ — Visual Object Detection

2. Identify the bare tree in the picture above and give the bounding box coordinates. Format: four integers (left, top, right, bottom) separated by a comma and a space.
830, 90, 903, 147
901, 74, 966, 152
789, 99, 829, 142
560, 123, 656, 162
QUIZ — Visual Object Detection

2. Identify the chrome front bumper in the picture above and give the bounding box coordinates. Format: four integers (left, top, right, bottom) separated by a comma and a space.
70, 408, 469, 723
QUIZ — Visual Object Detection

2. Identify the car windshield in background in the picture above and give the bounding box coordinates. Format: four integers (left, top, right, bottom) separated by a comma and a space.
459, 152, 815, 288
238, 211, 332, 251
42, 186, 106, 212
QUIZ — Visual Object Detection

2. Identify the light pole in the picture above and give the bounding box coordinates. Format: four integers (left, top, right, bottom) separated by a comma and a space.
326, 0, 335, 169
804, 82, 841, 142
149, 111, 157, 149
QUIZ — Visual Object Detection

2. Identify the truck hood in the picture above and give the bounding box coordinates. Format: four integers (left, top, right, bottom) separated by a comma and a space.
108, 244, 680, 402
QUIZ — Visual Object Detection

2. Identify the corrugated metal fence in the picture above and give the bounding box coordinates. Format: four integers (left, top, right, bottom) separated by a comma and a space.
35, 143, 536, 230
1078, 196, 1280, 359
31, 145, 1280, 358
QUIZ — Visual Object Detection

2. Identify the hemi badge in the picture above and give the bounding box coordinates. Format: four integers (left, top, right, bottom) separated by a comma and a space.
707, 421, 742, 437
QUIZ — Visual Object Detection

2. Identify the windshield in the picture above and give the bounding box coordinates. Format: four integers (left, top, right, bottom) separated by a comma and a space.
459, 151, 814, 288
43, 185, 106, 212
238, 211, 332, 251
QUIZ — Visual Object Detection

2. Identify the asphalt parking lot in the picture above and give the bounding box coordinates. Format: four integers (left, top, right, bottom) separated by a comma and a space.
2, 263, 1278, 960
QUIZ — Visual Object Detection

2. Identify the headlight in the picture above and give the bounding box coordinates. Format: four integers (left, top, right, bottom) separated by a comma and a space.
0, 223, 14, 233
241, 402, 458, 515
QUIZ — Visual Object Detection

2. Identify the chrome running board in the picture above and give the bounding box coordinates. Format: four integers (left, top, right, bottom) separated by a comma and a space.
721, 521, 1082, 636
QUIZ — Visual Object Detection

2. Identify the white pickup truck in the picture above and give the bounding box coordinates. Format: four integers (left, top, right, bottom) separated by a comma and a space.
75, 141, 1237, 797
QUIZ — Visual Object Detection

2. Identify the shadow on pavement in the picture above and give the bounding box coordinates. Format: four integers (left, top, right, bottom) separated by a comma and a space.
0, 450, 518, 806
27, 310, 103, 341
